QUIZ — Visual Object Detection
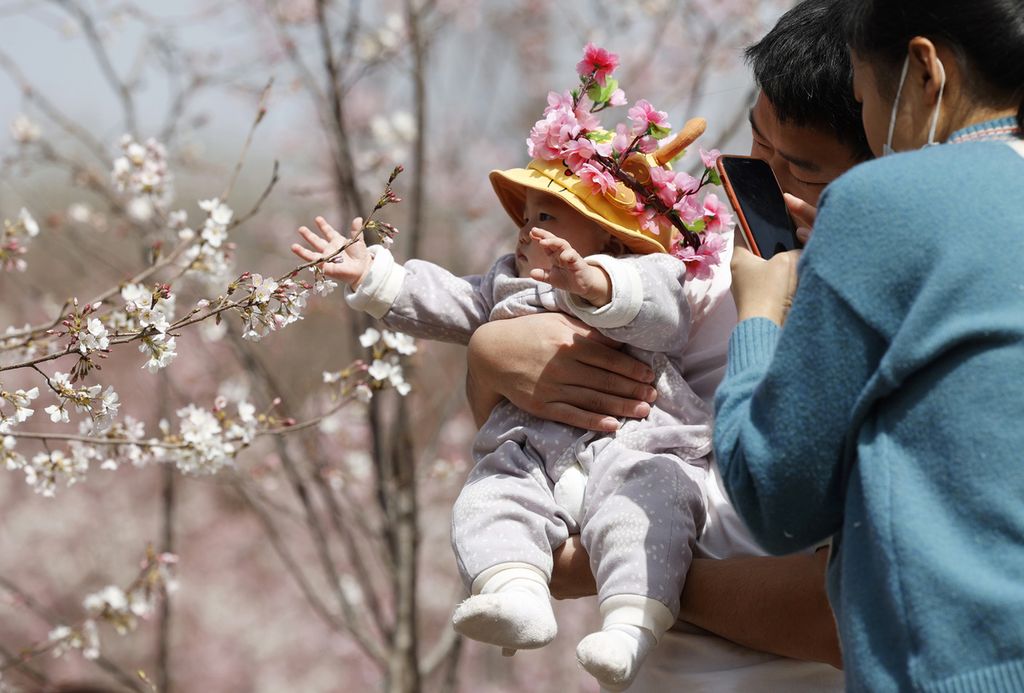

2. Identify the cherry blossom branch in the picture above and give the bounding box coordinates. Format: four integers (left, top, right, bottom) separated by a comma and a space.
2, 431, 189, 448
0, 160, 390, 370
0, 574, 148, 692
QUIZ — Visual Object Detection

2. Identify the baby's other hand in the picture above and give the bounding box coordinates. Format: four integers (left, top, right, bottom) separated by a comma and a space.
529, 228, 611, 307
290, 216, 370, 289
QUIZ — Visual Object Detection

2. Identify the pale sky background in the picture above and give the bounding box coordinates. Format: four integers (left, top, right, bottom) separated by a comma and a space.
0, 1, 776, 227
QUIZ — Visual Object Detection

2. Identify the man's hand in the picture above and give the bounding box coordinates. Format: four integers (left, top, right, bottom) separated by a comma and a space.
784, 193, 818, 245
730, 246, 801, 326
465, 313, 657, 432
550, 536, 596, 599
290, 216, 370, 289
528, 228, 612, 307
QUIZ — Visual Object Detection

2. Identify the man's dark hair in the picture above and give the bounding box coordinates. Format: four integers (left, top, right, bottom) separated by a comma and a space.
746, 0, 872, 161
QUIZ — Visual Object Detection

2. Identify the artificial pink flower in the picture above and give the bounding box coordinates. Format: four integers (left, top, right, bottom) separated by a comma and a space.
673, 171, 700, 196
649, 166, 679, 207
702, 193, 735, 234
544, 90, 574, 116
627, 99, 670, 136
673, 194, 704, 225
609, 89, 627, 107
649, 168, 702, 208
563, 138, 598, 172
577, 163, 618, 195
700, 147, 721, 170
611, 124, 632, 156
637, 136, 659, 154
573, 95, 602, 132
672, 232, 726, 281
527, 100, 582, 160
635, 206, 672, 238
576, 43, 620, 86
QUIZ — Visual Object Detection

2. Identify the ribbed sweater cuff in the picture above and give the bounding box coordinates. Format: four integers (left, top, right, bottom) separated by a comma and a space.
726, 318, 780, 377
922, 659, 1024, 693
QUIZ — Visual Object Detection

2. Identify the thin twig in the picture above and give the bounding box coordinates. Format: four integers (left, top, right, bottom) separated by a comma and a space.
50, 0, 138, 134
0, 575, 146, 692
0, 642, 48, 687
233, 481, 346, 633
227, 330, 387, 664
220, 79, 274, 202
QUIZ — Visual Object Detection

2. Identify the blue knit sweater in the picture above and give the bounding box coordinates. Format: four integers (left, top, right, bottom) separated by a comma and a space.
714, 120, 1024, 692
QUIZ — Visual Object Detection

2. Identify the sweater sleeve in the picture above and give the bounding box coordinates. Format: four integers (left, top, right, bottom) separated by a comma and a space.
345, 246, 497, 345
713, 266, 886, 554
556, 253, 692, 353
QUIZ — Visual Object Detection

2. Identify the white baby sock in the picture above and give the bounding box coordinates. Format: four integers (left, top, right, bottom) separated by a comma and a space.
576, 595, 674, 692
452, 563, 557, 650
576, 624, 656, 692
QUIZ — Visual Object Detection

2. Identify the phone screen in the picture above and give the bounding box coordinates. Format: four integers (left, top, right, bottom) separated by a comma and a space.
718, 156, 798, 259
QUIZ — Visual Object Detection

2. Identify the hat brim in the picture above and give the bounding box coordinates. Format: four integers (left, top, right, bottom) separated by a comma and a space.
489, 165, 668, 255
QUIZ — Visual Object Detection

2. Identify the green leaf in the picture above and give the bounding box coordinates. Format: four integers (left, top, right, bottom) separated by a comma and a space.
587, 77, 618, 105
649, 123, 672, 140
684, 218, 706, 233
707, 168, 722, 186
586, 129, 614, 143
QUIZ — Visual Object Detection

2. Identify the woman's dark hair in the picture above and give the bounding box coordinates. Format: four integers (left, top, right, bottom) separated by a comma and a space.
842, 0, 1024, 133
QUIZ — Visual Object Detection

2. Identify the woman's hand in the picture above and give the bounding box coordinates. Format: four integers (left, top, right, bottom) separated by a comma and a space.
784, 193, 818, 245
465, 313, 657, 432
731, 247, 801, 326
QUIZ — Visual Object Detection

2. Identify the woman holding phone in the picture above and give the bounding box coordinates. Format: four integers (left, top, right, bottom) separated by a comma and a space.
716, 0, 1024, 690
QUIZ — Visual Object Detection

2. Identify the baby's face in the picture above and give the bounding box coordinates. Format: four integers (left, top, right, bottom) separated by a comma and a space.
515, 189, 610, 276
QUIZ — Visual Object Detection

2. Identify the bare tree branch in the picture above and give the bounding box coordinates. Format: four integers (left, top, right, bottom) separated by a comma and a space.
48, 0, 138, 134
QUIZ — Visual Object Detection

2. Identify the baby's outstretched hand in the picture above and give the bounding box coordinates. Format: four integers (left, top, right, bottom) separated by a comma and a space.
290, 216, 370, 290
529, 228, 611, 307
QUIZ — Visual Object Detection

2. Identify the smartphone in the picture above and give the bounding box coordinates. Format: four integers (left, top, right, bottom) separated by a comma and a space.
715, 155, 799, 259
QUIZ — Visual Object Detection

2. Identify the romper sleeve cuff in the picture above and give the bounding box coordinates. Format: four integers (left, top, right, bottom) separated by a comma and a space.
344, 245, 408, 319
726, 317, 781, 376
555, 254, 643, 329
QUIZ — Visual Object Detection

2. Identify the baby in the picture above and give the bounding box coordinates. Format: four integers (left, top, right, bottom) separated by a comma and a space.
290, 124, 727, 691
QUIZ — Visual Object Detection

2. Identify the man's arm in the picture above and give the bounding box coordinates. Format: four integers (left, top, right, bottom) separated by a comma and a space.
679, 550, 842, 668
465, 313, 658, 431
550, 537, 842, 668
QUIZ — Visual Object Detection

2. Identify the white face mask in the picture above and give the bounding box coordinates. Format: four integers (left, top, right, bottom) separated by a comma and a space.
883, 55, 947, 156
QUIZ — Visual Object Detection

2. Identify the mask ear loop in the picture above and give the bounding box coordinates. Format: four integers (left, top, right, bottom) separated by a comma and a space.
926, 58, 947, 146
885, 56, 911, 154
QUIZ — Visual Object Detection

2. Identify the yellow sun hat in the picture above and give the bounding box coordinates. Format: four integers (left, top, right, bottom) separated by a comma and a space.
489, 117, 707, 255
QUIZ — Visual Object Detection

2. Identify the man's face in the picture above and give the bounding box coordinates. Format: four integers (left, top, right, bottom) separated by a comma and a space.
748, 93, 862, 205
